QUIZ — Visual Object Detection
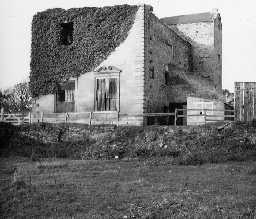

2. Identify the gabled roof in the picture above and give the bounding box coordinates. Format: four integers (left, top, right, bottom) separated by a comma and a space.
161, 12, 215, 25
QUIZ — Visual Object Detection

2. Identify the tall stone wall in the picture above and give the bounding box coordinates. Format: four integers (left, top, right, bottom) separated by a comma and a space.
143, 8, 192, 113
169, 14, 222, 91
214, 14, 222, 90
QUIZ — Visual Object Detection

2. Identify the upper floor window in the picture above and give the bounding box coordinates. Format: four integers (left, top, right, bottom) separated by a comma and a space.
149, 66, 154, 79
171, 45, 175, 59
164, 71, 169, 85
60, 22, 74, 45
166, 42, 175, 60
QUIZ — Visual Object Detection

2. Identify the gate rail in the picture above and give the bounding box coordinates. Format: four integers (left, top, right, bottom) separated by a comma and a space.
0, 113, 31, 125
0, 109, 235, 126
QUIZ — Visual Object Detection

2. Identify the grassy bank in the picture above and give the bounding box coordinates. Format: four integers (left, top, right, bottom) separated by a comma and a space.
0, 122, 256, 165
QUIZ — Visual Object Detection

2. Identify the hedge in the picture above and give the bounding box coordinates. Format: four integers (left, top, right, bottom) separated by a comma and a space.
30, 5, 138, 97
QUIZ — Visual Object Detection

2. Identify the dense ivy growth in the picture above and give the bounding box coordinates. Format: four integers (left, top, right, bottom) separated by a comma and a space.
30, 5, 138, 97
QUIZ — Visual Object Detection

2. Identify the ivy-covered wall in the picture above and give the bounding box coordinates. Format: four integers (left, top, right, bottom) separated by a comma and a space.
30, 5, 138, 97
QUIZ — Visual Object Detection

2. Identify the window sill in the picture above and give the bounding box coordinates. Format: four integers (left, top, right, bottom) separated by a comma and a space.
93, 111, 119, 113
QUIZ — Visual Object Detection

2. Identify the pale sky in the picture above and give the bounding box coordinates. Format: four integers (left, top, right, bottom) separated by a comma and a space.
0, 0, 256, 92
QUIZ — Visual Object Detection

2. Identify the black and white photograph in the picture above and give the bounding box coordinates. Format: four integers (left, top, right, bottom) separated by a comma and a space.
0, 0, 256, 218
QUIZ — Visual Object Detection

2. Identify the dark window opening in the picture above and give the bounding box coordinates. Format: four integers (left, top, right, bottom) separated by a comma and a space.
60, 22, 74, 45
149, 66, 154, 79
164, 71, 169, 85
218, 54, 221, 62
57, 89, 65, 102
168, 44, 174, 59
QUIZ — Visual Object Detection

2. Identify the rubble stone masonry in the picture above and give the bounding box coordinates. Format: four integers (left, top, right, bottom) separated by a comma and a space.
163, 12, 222, 91
143, 7, 192, 113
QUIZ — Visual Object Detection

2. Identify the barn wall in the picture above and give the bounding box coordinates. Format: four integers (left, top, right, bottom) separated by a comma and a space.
235, 82, 256, 122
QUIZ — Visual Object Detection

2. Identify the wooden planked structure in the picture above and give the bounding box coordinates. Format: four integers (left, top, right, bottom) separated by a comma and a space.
235, 82, 256, 122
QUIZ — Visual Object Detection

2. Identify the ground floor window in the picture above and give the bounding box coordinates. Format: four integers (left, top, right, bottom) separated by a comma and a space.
56, 80, 75, 113
65, 89, 74, 102
57, 82, 75, 103
96, 78, 118, 111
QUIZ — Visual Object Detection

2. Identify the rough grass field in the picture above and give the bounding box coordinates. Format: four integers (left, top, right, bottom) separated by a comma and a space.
0, 122, 256, 218
1, 158, 256, 218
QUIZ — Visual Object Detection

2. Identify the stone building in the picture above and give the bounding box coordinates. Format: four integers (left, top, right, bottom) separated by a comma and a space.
31, 5, 223, 125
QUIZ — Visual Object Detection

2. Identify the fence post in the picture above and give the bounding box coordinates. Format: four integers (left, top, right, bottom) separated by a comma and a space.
28, 112, 31, 124
40, 112, 44, 123
65, 113, 68, 123
117, 111, 119, 127
204, 111, 207, 126
89, 112, 92, 126
174, 109, 177, 126
0, 108, 3, 121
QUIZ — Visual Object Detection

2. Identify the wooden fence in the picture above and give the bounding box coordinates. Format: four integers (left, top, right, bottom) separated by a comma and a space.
0, 113, 32, 125
0, 109, 235, 126
175, 108, 235, 126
